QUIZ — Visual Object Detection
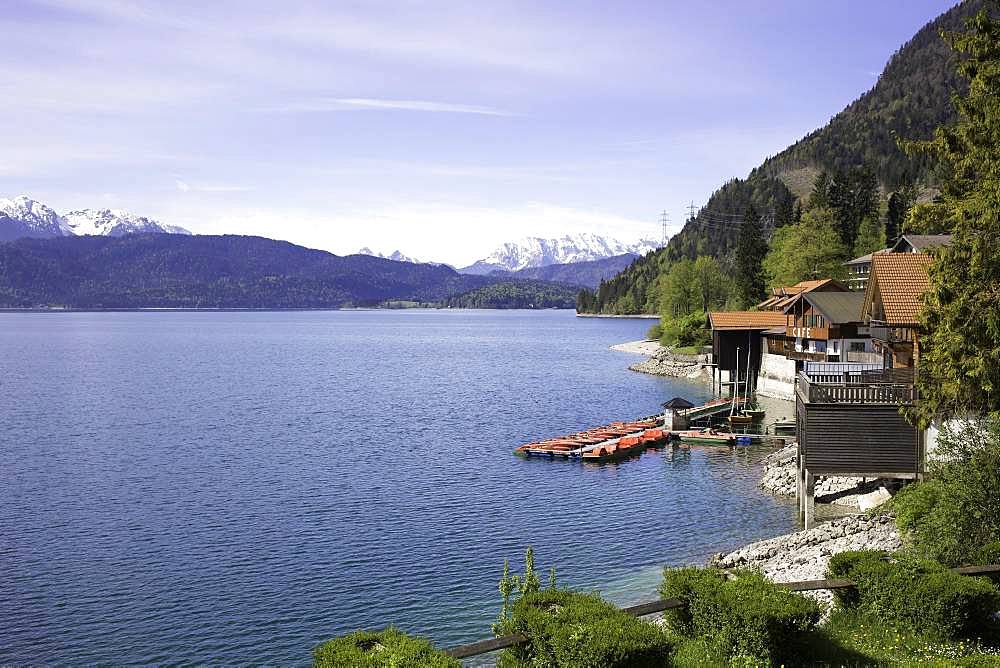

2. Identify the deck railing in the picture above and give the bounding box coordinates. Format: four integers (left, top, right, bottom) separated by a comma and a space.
797, 371, 917, 405
444, 564, 1000, 659
869, 319, 914, 344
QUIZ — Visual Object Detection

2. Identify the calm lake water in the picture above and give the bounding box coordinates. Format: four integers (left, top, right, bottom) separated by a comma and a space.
1, 310, 797, 665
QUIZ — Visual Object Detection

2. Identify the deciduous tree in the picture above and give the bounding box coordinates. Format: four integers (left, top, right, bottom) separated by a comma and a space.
763, 207, 849, 288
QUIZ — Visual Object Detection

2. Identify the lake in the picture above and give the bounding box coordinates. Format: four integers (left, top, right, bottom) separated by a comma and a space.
0, 310, 797, 664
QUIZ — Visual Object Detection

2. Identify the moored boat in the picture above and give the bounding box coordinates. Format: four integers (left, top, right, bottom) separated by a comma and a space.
676, 428, 739, 446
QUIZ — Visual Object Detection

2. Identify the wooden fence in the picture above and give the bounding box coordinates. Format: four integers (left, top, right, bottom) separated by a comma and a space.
797, 371, 918, 405
445, 564, 1000, 659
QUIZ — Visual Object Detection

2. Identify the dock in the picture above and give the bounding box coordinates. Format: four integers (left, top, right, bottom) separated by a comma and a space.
514, 396, 791, 463
514, 419, 669, 462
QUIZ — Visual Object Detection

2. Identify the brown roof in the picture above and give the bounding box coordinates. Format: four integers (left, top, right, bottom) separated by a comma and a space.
863, 253, 932, 325
709, 311, 787, 331
759, 278, 848, 310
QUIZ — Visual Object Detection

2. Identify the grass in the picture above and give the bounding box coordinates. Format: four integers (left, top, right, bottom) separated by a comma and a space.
670, 345, 701, 355
667, 610, 1000, 667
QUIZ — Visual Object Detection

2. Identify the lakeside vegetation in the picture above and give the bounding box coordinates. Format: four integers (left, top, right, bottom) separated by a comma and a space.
440, 280, 578, 309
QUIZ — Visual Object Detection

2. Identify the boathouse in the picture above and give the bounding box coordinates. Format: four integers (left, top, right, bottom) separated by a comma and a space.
795, 254, 932, 527
707, 311, 787, 396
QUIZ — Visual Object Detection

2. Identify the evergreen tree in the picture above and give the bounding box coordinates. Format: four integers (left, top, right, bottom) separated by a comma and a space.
735, 205, 768, 307
909, 5, 1000, 425
886, 192, 906, 245
808, 171, 831, 209
828, 166, 880, 250
853, 216, 887, 257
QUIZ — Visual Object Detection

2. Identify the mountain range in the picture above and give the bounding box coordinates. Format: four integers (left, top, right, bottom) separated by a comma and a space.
0, 234, 585, 309
0, 195, 191, 242
459, 233, 658, 274
356, 247, 425, 264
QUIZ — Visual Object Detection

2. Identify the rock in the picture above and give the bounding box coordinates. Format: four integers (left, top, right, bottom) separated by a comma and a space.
627, 347, 712, 379
857, 487, 893, 511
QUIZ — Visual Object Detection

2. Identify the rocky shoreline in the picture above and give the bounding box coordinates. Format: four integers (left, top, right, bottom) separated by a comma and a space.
710, 513, 902, 610
610, 339, 712, 380
711, 445, 902, 610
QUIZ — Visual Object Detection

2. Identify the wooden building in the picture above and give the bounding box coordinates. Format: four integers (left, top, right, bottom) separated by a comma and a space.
764, 291, 874, 366
795, 367, 921, 527
862, 253, 932, 369
707, 311, 787, 395
795, 254, 933, 528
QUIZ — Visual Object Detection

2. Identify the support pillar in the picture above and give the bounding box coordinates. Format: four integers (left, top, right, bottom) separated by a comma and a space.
804, 470, 815, 530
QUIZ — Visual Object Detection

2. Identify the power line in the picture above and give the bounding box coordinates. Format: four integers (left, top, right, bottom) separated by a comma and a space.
659, 210, 670, 247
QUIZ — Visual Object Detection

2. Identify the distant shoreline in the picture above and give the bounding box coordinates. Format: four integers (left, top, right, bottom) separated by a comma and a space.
0, 306, 579, 314
576, 312, 659, 319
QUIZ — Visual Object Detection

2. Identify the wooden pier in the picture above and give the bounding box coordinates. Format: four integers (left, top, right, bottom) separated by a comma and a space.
514, 396, 773, 463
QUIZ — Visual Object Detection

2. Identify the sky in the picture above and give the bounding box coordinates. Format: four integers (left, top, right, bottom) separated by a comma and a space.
0, 0, 958, 266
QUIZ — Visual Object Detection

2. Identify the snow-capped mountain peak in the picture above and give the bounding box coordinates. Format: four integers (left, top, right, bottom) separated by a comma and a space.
63, 208, 191, 237
356, 247, 422, 264
0, 195, 190, 241
460, 233, 659, 274
0, 195, 72, 236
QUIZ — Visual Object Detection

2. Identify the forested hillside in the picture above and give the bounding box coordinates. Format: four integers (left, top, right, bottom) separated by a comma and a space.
583, 0, 982, 315
0, 234, 506, 308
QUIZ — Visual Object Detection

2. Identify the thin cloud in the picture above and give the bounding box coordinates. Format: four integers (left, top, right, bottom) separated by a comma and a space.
175, 179, 248, 193
266, 97, 515, 116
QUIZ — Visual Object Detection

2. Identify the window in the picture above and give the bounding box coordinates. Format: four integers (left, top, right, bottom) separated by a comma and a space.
850, 342, 866, 352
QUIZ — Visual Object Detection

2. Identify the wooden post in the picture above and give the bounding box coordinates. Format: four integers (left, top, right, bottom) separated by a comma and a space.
796, 452, 804, 520
804, 470, 815, 530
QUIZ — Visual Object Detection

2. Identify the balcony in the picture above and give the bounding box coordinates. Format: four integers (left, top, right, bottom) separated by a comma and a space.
796, 369, 917, 405
869, 320, 914, 344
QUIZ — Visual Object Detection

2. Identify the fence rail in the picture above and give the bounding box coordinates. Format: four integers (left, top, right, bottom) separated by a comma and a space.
445, 564, 1000, 659
797, 371, 917, 405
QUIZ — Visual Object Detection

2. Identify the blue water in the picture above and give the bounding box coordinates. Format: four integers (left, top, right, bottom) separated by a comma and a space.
1, 310, 796, 665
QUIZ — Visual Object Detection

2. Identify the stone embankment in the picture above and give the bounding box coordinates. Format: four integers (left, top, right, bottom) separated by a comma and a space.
710, 513, 902, 610
610, 340, 712, 380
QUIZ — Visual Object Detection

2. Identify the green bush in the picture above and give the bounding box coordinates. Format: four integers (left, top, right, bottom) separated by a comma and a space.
659, 567, 820, 665
892, 418, 1000, 566
313, 628, 458, 668
829, 551, 999, 639
893, 480, 943, 535
826, 550, 890, 608
646, 322, 663, 340
972, 541, 1000, 566
661, 311, 710, 348
498, 589, 672, 668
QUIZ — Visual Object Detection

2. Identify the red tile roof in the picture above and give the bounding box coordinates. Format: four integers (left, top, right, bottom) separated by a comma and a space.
863, 253, 932, 325
709, 311, 788, 331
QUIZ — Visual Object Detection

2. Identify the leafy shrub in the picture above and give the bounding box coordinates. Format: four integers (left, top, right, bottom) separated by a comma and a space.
313, 628, 458, 668
828, 551, 999, 639
892, 418, 1000, 566
826, 550, 890, 607
498, 589, 672, 668
646, 322, 663, 340
972, 541, 1000, 566
661, 311, 710, 348
659, 567, 820, 665
893, 480, 943, 534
